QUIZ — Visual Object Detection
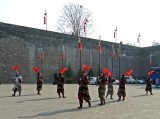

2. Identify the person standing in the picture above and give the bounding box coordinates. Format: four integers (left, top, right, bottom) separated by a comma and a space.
106, 76, 115, 99
145, 78, 153, 95
117, 75, 126, 101
98, 72, 107, 105
12, 72, 23, 96
57, 73, 66, 98
37, 72, 43, 95
78, 71, 91, 108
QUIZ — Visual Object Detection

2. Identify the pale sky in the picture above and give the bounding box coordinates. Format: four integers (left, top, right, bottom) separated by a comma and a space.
0, 0, 160, 47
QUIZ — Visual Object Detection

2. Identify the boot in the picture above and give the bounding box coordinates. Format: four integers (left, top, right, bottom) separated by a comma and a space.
37, 90, 41, 95
19, 91, 21, 96
78, 103, 83, 109
117, 96, 121, 101
110, 95, 113, 99
12, 91, 16, 96
88, 100, 91, 107
106, 94, 108, 99
99, 99, 103, 105
62, 92, 66, 98
103, 99, 105, 105
122, 97, 125, 101
58, 93, 61, 98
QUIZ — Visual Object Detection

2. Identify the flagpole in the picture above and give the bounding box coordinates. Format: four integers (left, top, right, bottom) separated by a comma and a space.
40, 51, 44, 74
62, 46, 64, 68
114, 27, 117, 43
118, 43, 121, 80
44, 9, 47, 30
98, 35, 101, 75
111, 45, 114, 77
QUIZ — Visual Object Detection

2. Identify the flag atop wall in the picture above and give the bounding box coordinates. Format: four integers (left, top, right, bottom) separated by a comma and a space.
44, 9, 47, 25
78, 38, 82, 50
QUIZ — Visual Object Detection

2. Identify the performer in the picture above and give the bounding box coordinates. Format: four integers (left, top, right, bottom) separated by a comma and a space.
117, 75, 126, 101
145, 77, 153, 95
57, 73, 66, 98
98, 72, 107, 105
12, 72, 22, 96
78, 71, 91, 108
37, 72, 43, 95
106, 76, 115, 99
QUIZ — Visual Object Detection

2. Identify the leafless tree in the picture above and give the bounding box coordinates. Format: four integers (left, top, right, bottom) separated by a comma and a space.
57, 3, 93, 37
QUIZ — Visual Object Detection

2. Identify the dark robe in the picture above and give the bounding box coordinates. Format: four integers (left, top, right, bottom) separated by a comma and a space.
107, 78, 115, 95
37, 75, 43, 91
78, 76, 91, 103
145, 79, 152, 92
98, 76, 107, 99
117, 78, 126, 97
57, 76, 65, 93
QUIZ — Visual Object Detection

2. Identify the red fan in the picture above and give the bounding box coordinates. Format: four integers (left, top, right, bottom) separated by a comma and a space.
83, 64, 91, 71
125, 69, 133, 76
11, 64, 21, 71
59, 68, 68, 74
148, 70, 154, 76
103, 68, 112, 77
33, 66, 39, 72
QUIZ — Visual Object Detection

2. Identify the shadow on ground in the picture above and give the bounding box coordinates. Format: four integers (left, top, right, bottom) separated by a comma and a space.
16, 97, 59, 103
17, 105, 100, 118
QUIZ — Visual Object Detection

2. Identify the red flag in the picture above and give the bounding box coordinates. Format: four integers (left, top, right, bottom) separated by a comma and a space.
59, 68, 68, 74
118, 51, 121, 57
62, 46, 65, 59
149, 54, 152, 67
40, 51, 44, 59
111, 51, 115, 57
83, 64, 91, 71
84, 24, 86, 32
78, 38, 82, 50
33, 66, 39, 72
11, 64, 21, 71
148, 70, 154, 76
125, 69, 133, 76
44, 16, 46, 24
103, 68, 112, 77
44, 9, 47, 25
114, 27, 117, 38
98, 41, 102, 53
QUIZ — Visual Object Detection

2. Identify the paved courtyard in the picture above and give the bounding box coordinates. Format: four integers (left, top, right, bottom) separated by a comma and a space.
0, 84, 160, 119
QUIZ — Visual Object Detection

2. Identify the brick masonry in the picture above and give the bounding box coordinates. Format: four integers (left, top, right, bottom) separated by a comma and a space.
0, 22, 159, 83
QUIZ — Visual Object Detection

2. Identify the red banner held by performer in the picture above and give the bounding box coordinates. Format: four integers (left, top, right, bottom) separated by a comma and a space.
33, 66, 40, 72
11, 64, 21, 71
83, 64, 91, 71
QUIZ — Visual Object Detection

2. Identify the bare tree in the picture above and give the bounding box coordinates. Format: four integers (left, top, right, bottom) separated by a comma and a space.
57, 3, 93, 37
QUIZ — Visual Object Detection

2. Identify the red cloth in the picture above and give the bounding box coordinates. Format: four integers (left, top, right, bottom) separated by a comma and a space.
83, 64, 91, 71
11, 64, 21, 71
33, 66, 39, 72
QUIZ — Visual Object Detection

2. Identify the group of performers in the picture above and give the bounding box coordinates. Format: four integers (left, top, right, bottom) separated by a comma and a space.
11, 70, 153, 109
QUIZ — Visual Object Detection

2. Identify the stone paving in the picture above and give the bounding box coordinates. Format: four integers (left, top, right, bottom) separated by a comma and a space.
0, 84, 160, 119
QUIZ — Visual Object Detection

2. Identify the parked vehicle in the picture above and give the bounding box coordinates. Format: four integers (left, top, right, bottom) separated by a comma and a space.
125, 76, 136, 84
113, 79, 119, 85
89, 77, 97, 85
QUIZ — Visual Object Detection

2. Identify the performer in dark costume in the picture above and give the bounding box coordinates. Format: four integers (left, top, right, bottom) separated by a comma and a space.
117, 75, 126, 101
12, 72, 23, 96
78, 71, 91, 108
57, 73, 66, 98
98, 72, 107, 105
106, 76, 115, 99
37, 72, 43, 95
145, 78, 153, 95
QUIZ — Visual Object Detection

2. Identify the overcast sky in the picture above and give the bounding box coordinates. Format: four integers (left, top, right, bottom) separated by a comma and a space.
0, 0, 160, 47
